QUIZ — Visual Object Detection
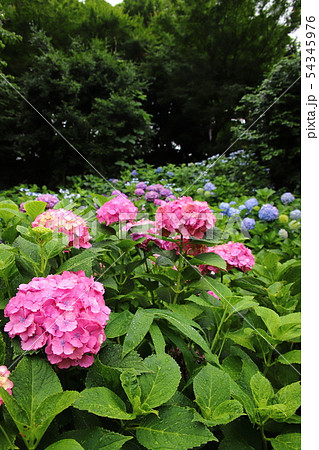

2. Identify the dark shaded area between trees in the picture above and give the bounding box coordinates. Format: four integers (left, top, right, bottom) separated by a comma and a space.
0, 0, 300, 190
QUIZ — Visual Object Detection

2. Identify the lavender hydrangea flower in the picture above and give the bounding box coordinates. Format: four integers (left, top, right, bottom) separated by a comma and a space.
258, 204, 279, 221
204, 182, 216, 191
238, 205, 246, 211
131, 170, 138, 177
145, 191, 159, 202
245, 198, 258, 210
166, 171, 174, 178
289, 209, 301, 220
136, 182, 147, 190
134, 188, 145, 196
155, 167, 163, 174
36, 194, 59, 209
281, 192, 295, 205
229, 201, 237, 206
219, 202, 230, 211
227, 207, 240, 217
242, 217, 255, 230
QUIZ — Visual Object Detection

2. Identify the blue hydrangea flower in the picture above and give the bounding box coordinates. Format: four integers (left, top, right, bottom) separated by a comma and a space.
242, 217, 255, 230
258, 204, 279, 221
204, 182, 216, 191
227, 207, 240, 217
281, 192, 295, 205
278, 229, 288, 239
219, 202, 230, 213
155, 167, 163, 174
238, 205, 246, 211
245, 198, 259, 210
131, 170, 138, 177
166, 171, 174, 178
289, 209, 301, 220
229, 201, 237, 206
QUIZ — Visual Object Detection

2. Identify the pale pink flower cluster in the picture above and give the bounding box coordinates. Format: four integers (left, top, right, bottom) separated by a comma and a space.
4, 271, 111, 369
96, 196, 138, 226
0, 366, 13, 405
32, 209, 91, 249
155, 196, 216, 239
200, 242, 255, 274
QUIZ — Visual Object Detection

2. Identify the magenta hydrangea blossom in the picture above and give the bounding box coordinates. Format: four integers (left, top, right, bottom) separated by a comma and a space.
4, 271, 111, 369
0, 366, 14, 405
32, 209, 91, 249
200, 242, 255, 274
155, 196, 216, 239
96, 196, 138, 226
36, 194, 60, 209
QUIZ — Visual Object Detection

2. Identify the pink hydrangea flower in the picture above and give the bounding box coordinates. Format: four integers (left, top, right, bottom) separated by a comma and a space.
208, 290, 220, 300
32, 209, 91, 249
96, 196, 138, 226
0, 366, 14, 405
4, 271, 111, 369
155, 196, 216, 239
125, 219, 167, 250
36, 194, 60, 209
199, 242, 255, 274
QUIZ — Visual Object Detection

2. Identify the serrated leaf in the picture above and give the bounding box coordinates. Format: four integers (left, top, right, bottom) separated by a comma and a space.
269, 433, 301, 450
250, 372, 274, 407
24, 200, 47, 221
226, 329, 255, 351
149, 323, 166, 355
57, 248, 103, 274
276, 350, 301, 365
105, 310, 133, 338
99, 342, 151, 374
193, 364, 231, 419
59, 428, 133, 450
43, 233, 69, 258
122, 309, 154, 357
190, 252, 227, 270
254, 306, 281, 336
193, 399, 243, 426
73, 387, 136, 420
275, 382, 301, 418
136, 406, 217, 450
45, 439, 84, 449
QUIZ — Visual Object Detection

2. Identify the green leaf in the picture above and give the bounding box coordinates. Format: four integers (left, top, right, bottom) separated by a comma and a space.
149, 323, 166, 355
250, 372, 274, 407
45, 439, 84, 449
226, 329, 255, 351
0, 332, 6, 365
276, 350, 301, 365
269, 433, 301, 450
24, 200, 47, 221
136, 406, 217, 450
155, 255, 175, 266
194, 365, 231, 419
276, 313, 301, 341
232, 277, 267, 295
191, 277, 232, 299
57, 248, 103, 274
43, 233, 69, 258
138, 354, 181, 412
152, 309, 212, 356
193, 399, 243, 426
254, 306, 281, 337
73, 387, 136, 420
105, 310, 134, 338
275, 382, 301, 418
99, 342, 151, 375
59, 428, 133, 450
122, 309, 154, 357
228, 297, 259, 316
190, 252, 227, 270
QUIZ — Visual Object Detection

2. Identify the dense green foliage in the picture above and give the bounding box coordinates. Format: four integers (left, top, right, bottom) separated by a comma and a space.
0, 174, 301, 449
0, 0, 300, 188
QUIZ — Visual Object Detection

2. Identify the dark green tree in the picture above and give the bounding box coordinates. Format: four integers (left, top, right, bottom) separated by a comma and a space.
231, 52, 301, 191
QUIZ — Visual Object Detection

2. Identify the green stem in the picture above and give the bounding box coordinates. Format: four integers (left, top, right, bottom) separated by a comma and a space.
40, 243, 45, 276
0, 424, 15, 450
263, 349, 274, 376
211, 304, 229, 353
260, 425, 268, 450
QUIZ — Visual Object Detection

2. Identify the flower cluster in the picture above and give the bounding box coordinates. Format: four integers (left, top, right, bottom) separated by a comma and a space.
281, 192, 295, 205
155, 196, 216, 239
0, 366, 13, 405
245, 198, 259, 210
134, 182, 176, 204
36, 194, 60, 209
32, 209, 91, 248
4, 271, 111, 369
96, 196, 138, 226
242, 217, 256, 231
290, 209, 301, 221
200, 242, 255, 274
258, 204, 279, 221
278, 229, 288, 239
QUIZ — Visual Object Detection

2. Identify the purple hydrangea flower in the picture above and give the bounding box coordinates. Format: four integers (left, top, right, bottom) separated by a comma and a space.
111, 190, 127, 198
165, 195, 177, 201
159, 188, 172, 197
258, 204, 279, 221
204, 182, 216, 191
131, 170, 138, 177
289, 209, 301, 220
281, 192, 295, 205
134, 188, 145, 196
145, 191, 159, 202
136, 182, 147, 190
242, 217, 255, 230
36, 194, 59, 209
245, 198, 259, 210
155, 167, 163, 174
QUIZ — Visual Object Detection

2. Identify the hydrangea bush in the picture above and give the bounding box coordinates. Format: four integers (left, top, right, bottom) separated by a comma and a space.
0, 172, 301, 450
